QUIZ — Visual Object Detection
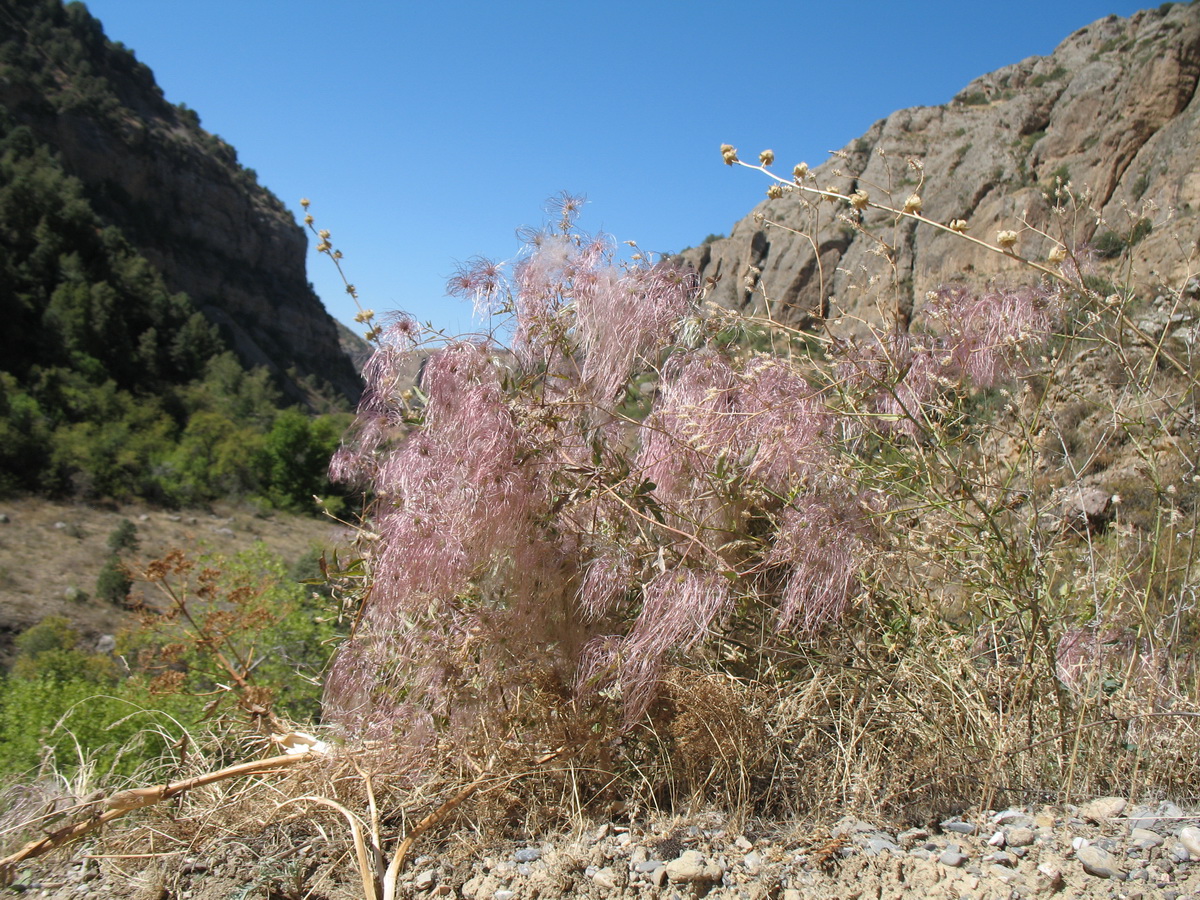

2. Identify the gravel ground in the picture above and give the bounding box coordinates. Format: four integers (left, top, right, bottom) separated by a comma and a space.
16, 796, 1200, 899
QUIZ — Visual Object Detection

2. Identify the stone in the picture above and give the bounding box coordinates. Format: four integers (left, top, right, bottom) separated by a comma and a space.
941, 819, 978, 835
863, 836, 902, 857
939, 845, 969, 867
1007, 827, 1035, 848
1077, 843, 1124, 879
1079, 796, 1127, 823
1130, 828, 1163, 850
1060, 487, 1113, 532
664, 850, 723, 885
414, 870, 436, 892
1178, 825, 1200, 857
993, 809, 1033, 827
1035, 863, 1064, 893
513, 848, 542, 863
590, 867, 617, 890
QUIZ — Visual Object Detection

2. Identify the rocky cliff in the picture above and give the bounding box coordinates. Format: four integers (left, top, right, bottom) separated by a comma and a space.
0, 0, 360, 404
683, 3, 1200, 335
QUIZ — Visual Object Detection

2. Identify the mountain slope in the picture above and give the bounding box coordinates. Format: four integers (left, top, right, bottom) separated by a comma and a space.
683, 3, 1200, 334
0, 0, 360, 404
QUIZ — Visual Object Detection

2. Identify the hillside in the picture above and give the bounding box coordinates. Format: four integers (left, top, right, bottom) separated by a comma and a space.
0, 0, 360, 404
683, 2, 1200, 335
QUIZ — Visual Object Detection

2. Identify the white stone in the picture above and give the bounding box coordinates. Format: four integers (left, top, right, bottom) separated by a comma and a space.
1179, 826, 1200, 857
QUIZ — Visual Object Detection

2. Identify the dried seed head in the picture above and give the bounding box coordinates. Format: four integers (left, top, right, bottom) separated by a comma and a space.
304, 214, 314, 225
720, 143, 739, 165
767, 184, 784, 200
759, 149, 775, 166
903, 194, 923, 214
300, 198, 310, 208
793, 162, 809, 179
1048, 244, 1067, 263
849, 190, 870, 211
949, 219, 969, 233
997, 230, 1019, 251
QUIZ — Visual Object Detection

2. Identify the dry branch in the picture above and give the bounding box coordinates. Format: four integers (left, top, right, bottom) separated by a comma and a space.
0, 749, 315, 885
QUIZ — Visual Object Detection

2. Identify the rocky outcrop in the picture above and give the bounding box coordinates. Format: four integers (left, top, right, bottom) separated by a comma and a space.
683, 4, 1200, 335
0, 0, 360, 404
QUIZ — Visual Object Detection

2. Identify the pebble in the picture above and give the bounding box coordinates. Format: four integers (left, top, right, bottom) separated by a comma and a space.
863, 836, 902, 856
1178, 825, 1200, 857
1077, 843, 1124, 879
414, 870, 435, 891
590, 866, 618, 889
939, 844, 969, 867
513, 847, 541, 863
1007, 827, 1035, 847
1080, 796, 1127, 823
1130, 827, 1163, 850
1127, 800, 1184, 830
664, 850, 722, 885
941, 819, 978, 835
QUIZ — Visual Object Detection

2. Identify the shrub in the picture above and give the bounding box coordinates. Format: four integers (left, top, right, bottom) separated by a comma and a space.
322, 191, 1058, 749
311, 148, 1200, 822
106, 517, 139, 553
94, 553, 131, 604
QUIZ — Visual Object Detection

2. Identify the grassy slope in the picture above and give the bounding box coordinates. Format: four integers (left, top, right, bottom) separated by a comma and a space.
0, 497, 349, 666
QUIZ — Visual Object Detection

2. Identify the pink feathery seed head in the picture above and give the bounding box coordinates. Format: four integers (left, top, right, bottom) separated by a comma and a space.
380, 311, 421, 351
737, 357, 831, 489
420, 340, 503, 409
1060, 244, 1098, 284
577, 551, 634, 622
929, 284, 1059, 387
617, 567, 732, 722
769, 494, 868, 634
636, 351, 740, 506
547, 190, 587, 229
576, 634, 621, 699
446, 256, 506, 315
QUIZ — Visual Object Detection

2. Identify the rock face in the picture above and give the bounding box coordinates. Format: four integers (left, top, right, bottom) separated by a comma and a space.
683, 4, 1200, 336
0, 1, 361, 404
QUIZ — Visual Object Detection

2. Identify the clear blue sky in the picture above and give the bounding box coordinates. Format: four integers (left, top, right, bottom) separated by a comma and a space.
80, 0, 1151, 337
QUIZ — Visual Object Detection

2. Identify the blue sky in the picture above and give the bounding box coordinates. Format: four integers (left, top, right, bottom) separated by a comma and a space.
80, 0, 1151, 337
